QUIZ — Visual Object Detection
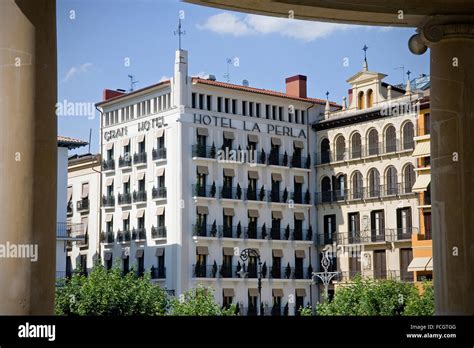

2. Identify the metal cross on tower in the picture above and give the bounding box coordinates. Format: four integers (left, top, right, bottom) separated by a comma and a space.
312, 249, 340, 302
174, 18, 186, 50
362, 44, 368, 61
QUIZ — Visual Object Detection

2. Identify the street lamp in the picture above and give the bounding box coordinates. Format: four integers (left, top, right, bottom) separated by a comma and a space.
238, 248, 262, 316
312, 250, 340, 303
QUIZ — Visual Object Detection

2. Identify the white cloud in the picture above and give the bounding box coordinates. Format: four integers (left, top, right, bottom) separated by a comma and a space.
61, 63, 93, 83
193, 71, 208, 78
159, 75, 171, 82
197, 13, 352, 42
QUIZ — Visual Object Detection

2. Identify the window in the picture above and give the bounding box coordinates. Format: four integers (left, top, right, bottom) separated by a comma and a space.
351, 133, 362, 159
386, 166, 398, 195
371, 210, 385, 241
368, 168, 380, 197
403, 164, 416, 193
335, 136, 346, 161
385, 125, 397, 152
256, 103, 261, 118
217, 97, 222, 112
423, 211, 432, 240
348, 212, 360, 243
396, 207, 412, 239
137, 251, 144, 277
122, 255, 129, 275
266, 105, 270, 119
301, 110, 306, 124
106, 218, 113, 233
279, 106, 284, 121
373, 250, 386, 279
123, 217, 130, 232
249, 102, 254, 116
224, 98, 230, 113
423, 113, 431, 135
357, 91, 365, 109
335, 174, 346, 200
271, 217, 281, 240
123, 181, 130, 195
368, 129, 379, 155
321, 176, 332, 203
221, 252, 233, 277
272, 105, 277, 120
295, 109, 300, 124
320, 138, 330, 164
400, 248, 414, 281
242, 101, 248, 116
80, 254, 87, 276
157, 250, 165, 278
294, 251, 304, 278
323, 214, 336, 244
352, 171, 363, 199
402, 122, 414, 149
349, 255, 361, 279
206, 95, 212, 111
232, 99, 237, 114
223, 212, 233, 238
105, 254, 113, 271
248, 216, 257, 239
366, 89, 373, 108
138, 138, 145, 153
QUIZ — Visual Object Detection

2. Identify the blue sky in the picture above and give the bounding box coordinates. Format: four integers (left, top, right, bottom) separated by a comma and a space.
57, 0, 429, 154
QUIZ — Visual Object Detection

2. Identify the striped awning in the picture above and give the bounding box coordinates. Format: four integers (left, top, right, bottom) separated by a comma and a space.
412, 140, 430, 158
412, 174, 431, 193
407, 257, 432, 271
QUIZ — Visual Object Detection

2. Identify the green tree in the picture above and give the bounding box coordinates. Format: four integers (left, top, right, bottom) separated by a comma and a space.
55, 262, 168, 315
299, 305, 313, 316
170, 286, 236, 316
403, 282, 435, 316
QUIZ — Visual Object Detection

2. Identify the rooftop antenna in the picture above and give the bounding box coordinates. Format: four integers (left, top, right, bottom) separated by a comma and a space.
224, 58, 232, 83
174, 17, 186, 51
394, 65, 405, 85
88, 128, 92, 153
128, 74, 139, 92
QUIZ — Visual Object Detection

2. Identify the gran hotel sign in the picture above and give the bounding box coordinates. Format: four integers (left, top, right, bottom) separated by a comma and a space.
103, 113, 306, 141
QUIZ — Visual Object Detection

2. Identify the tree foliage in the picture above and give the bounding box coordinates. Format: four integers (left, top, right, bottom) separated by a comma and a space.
403, 282, 435, 316
170, 286, 236, 316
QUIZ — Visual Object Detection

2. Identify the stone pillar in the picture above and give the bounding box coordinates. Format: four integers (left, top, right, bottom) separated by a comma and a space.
410, 16, 474, 314
0, 0, 57, 314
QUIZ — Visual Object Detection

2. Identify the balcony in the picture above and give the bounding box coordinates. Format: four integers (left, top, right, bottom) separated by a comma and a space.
132, 190, 147, 203
117, 230, 131, 243
244, 188, 265, 201
102, 159, 115, 171
67, 201, 73, 216
133, 152, 147, 165
267, 190, 285, 203
219, 186, 241, 200
151, 226, 167, 239
76, 198, 89, 212
269, 266, 311, 280
193, 264, 212, 278
290, 155, 310, 169
56, 222, 85, 240
395, 227, 416, 241
191, 145, 216, 159
150, 266, 166, 279
193, 224, 211, 237
132, 228, 146, 241
152, 147, 167, 160
317, 230, 395, 246
290, 191, 311, 205
102, 194, 115, 207
118, 193, 132, 205
152, 186, 167, 199
100, 231, 115, 244
267, 153, 289, 167
118, 155, 132, 168
192, 184, 216, 198
337, 271, 362, 282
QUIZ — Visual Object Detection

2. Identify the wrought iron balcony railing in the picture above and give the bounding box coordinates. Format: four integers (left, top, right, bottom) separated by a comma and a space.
151, 226, 167, 239
152, 186, 167, 199
56, 222, 85, 240
150, 266, 166, 279
192, 184, 216, 198
152, 147, 167, 160
118, 192, 132, 205
132, 228, 146, 241
102, 159, 115, 171
118, 155, 132, 168
100, 231, 115, 244
133, 152, 147, 164
76, 198, 89, 212
132, 190, 147, 203
102, 195, 115, 207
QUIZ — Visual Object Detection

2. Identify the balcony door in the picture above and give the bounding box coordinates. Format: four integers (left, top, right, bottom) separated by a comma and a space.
371, 210, 385, 242
373, 250, 386, 279
348, 212, 360, 243
400, 248, 413, 281
323, 214, 336, 244
397, 208, 412, 239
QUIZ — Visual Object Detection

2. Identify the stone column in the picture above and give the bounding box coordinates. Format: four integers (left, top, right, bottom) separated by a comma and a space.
410, 16, 474, 314
0, 0, 57, 314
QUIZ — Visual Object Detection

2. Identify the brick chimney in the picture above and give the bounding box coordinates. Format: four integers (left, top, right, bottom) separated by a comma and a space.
285, 75, 307, 98
348, 88, 353, 106
103, 89, 125, 101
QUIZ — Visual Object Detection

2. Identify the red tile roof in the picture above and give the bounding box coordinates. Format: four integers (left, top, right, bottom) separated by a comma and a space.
96, 80, 171, 106
192, 78, 339, 106
57, 135, 88, 149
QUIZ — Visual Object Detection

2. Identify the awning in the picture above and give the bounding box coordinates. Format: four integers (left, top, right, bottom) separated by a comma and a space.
426, 258, 433, 271
294, 175, 305, 184
105, 142, 114, 150
155, 248, 165, 257
136, 209, 145, 218
135, 249, 144, 258
248, 134, 259, 143
223, 247, 234, 256
156, 167, 165, 176
82, 218, 88, 233
197, 166, 209, 175
272, 289, 284, 297
105, 214, 113, 222
272, 249, 283, 257
121, 211, 130, 220
136, 172, 145, 181
223, 168, 235, 177
81, 183, 89, 198
104, 251, 112, 261
67, 187, 72, 202
122, 174, 130, 183
197, 206, 209, 215
155, 128, 164, 138
197, 127, 209, 136
156, 206, 165, 216
295, 250, 306, 258
295, 288, 307, 297
248, 171, 259, 179
121, 249, 129, 259
223, 131, 235, 140
196, 246, 209, 255
137, 134, 145, 143
271, 137, 282, 146
412, 140, 430, 158
272, 211, 283, 219
293, 140, 304, 149
248, 209, 259, 218
223, 207, 235, 216
223, 288, 235, 297
407, 257, 432, 271
294, 212, 305, 220
122, 138, 130, 146
248, 288, 259, 297
105, 178, 114, 186
271, 173, 282, 181
412, 174, 431, 193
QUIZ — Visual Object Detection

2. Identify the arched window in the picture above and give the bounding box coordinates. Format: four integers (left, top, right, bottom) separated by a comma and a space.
385, 125, 397, 153
335, 136, 346, 161
402, 122, 414, 149
368, 129, 379, 155
320, 138, 330, 164
321, 176, 332, 203
352, 171, 363, 200
368, 168, 380, 198
351, 132, 362, 159
335, 174, 347, 200
403, 163, 416, 193
358, 91, 365, 109
386, 166, 398, 195
366, 89, 373, 108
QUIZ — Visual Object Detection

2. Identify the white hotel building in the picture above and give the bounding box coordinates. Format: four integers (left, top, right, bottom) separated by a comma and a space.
312, 60, 421, 295
76, 49, 339, 315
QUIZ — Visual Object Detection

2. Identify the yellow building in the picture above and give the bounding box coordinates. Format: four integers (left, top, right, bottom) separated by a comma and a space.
409, 96, 433, 286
